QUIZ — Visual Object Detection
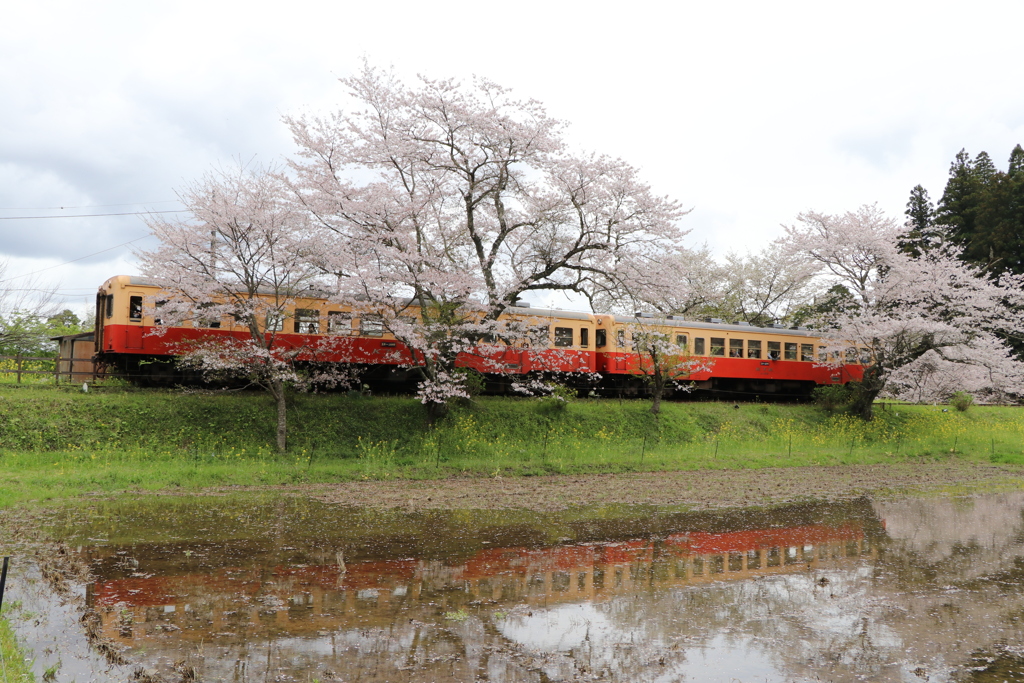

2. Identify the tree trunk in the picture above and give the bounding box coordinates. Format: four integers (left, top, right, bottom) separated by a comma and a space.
271, 378, 287, 453
650, 388, 662, 415
850, 368, 884, 420
426, 400, 449, 425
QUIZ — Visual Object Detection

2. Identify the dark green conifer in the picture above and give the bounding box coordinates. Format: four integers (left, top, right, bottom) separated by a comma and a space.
898, 185, 938, 257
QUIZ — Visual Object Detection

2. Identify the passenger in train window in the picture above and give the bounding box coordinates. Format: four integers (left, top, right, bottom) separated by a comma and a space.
710, 337, 725, 356
747, 340, 762, 359
785, 342, 798, 360
129, 296, 143, 321
767, 341, 781, 360
693, 338, 705, 355
729, 339, 744, 358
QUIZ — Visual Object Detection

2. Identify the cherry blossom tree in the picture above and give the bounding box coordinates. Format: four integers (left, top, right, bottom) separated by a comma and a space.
624, 319, 712, 414
780, 204, 1024, 418
721, 243, 819, 326
284, 63, 690, 415
138, 162, 338, 452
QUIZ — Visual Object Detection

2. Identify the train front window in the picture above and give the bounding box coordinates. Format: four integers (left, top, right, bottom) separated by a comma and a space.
785, 342, 798, 360
800, 344, 814, 361
767, 341, 780, 360
580, 328, 589, 348
554, 327, 574, 347
693, 337, 705, 355
294, 309, 319, 334
747, 340, 762, 359
596, 329, 607, 347
729, 339, 743, 358
129, 296, 143, 322
710, 337, 725, 356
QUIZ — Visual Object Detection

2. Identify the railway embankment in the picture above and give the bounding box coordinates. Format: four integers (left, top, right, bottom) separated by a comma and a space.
1, 384, 1023, 507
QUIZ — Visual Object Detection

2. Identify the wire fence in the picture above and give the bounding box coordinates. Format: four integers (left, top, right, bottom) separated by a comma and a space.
0, 354, 94, 384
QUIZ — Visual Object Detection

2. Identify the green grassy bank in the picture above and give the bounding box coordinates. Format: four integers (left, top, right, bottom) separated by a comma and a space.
1, 385, 1023, 506
0, 612, 34, 683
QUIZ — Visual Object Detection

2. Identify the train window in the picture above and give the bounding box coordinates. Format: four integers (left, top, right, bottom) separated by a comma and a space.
104, 294, 114, 318
693, 337, 705, 355
767, 341, 781, 360
859, 348, 871, 365
818, 346, 827, 362
710, 337, 725, 356
361, 316, 384, 337
617, 329, 626, 348
327, 312, 352, 335
197, 303, 220, 328
845, 347, 857, 363
676, 334, 687, 348
554, 327, 574, 347
294, 309, 320, 334
800, 344, 814, 362
729, 339, 743, 358
154, 300, 166, 326
596, 329, 607, 347
785, 342, 798, 360
129, 296, 143, 322
580, 328, 589, 348
747, 340, 762, 359
266, 312, 285, 332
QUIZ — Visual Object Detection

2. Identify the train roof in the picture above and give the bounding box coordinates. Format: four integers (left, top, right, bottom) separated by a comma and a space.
609, 314, 816, 337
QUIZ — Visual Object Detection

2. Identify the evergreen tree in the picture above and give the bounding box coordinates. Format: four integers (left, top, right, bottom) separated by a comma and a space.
898, 185, 938, 257
1008, 144, 1024, 178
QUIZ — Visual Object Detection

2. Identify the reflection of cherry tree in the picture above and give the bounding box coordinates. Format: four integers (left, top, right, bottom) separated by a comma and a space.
779, 204, 1024, 417
286, 62, 690, 415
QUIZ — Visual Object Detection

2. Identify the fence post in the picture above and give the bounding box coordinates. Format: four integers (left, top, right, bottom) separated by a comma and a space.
0, 556, 9, 612
55, 355, 61, 384
15, 353, 21, 384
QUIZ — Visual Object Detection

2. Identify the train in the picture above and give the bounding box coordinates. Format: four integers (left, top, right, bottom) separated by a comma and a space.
93, 274, 866, 398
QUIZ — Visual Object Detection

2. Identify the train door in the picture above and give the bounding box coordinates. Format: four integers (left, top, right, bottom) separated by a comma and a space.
125, 292, 145, 349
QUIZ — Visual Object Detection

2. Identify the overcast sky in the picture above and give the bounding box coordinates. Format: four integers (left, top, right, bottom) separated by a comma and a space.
2, 1, 1023, 316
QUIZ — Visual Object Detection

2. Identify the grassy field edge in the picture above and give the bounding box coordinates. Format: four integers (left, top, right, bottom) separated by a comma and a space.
1, 385, 1023, 506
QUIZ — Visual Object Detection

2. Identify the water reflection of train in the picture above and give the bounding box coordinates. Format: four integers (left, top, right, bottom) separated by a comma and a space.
85, 521, 877, 645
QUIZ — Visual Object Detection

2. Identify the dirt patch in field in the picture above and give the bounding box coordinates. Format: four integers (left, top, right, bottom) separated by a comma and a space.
299, 462, 1024, 512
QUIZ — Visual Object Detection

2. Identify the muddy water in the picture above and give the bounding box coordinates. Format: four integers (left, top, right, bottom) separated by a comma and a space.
24, 492, 1024, 682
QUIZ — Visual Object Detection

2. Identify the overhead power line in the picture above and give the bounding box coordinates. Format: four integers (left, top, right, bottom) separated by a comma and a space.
0, 210, 187, 220
0, 200, 179, 211
0, 236, 149, 284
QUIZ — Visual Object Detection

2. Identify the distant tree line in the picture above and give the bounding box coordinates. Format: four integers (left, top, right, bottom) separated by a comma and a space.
900, 144, 1024, 274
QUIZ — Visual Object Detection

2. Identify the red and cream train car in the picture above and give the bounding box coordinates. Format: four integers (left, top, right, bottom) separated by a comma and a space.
94, 275, 864, 397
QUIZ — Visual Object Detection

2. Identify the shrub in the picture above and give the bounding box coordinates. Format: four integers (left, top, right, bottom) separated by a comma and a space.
949, 391, 974, 412
812, 384, 852, 413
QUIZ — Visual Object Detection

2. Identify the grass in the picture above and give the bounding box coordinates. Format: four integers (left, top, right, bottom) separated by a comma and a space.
0, 610, 34, 683
1, 385, 1024, 507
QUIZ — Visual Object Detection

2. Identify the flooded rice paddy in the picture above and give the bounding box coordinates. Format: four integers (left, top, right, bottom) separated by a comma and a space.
8, 489, 1024, 682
